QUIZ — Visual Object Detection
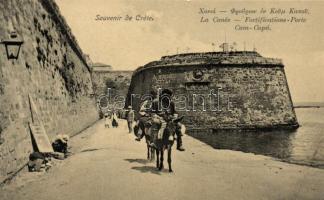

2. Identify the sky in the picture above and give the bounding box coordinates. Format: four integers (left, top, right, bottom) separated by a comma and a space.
55, 0, 324, 103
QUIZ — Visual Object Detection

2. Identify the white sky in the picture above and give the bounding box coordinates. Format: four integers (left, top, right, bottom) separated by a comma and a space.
56, 0, 324, 102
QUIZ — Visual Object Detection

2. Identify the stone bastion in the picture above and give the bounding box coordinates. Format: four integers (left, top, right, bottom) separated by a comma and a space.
126, 51, 299, 132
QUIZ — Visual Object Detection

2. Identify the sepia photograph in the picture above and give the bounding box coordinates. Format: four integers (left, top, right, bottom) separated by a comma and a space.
0, 0, 324, 199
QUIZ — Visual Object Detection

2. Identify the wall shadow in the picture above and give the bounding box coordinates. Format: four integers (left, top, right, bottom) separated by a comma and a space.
187, 129, 297, 159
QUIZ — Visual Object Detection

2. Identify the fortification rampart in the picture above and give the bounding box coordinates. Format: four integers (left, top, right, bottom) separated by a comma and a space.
0, 0, 98, 182
127, 52, 298, 131
91, 70, 133, 98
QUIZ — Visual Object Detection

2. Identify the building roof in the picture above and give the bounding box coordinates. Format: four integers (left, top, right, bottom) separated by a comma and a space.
91, 63, 112, 72
91, 63, 112, 68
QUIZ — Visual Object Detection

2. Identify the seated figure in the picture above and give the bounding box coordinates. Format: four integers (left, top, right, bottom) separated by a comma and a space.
52, 134, 69, 154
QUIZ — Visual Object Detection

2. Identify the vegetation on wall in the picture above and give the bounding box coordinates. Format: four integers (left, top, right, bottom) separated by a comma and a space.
0, 126, 3, 145
105, 78, 117, 89
0, 112, 7, 145
104, 78, 118, 97
0, 82, 4, 95
58, 65, 78, 99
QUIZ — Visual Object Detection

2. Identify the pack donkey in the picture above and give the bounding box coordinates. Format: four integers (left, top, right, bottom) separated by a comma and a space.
152, 116, 184, 172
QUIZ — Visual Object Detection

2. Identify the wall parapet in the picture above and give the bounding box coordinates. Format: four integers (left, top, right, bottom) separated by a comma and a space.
134, 51, 283, 75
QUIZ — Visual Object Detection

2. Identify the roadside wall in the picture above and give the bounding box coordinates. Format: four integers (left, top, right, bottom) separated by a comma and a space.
0, 0, 98, 182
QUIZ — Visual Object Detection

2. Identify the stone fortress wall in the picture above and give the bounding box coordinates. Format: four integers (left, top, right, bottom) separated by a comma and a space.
0, 0, 98, 182
127, 51, 299, 131
92, 70, 133, 99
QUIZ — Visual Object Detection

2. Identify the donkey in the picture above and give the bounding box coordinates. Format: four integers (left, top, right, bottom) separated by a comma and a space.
153, 116, 184, 173
134, 121, 155, 161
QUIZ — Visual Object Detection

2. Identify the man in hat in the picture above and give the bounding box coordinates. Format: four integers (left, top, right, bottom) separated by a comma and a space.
152, 88, 185, 151
126, 106, 135, 133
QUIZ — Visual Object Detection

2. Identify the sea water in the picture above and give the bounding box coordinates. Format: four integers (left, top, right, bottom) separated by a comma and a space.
187, 108, 324, 168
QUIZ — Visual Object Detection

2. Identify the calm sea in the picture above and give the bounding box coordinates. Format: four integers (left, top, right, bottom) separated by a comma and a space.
187, 108, 324, 168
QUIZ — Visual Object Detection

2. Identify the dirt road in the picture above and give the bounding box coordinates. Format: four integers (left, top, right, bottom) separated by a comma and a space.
1, 120, 324, 200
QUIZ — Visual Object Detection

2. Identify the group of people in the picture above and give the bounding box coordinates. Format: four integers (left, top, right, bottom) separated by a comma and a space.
101, 88, 185, 151
28, 134, 70, 172
103, 107, 134, 131
104, 111, 120, 128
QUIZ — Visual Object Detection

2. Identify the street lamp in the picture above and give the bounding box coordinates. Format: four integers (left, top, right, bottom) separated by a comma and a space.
1, 31, 24, 60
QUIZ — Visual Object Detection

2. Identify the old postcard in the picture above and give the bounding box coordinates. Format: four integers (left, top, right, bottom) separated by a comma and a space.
0, 0, 324, 200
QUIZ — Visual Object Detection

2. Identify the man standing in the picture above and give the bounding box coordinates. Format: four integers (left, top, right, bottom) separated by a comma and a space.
126, 106, 135, 133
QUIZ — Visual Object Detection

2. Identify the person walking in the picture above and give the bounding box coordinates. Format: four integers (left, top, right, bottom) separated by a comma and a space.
126, 106, 135, 133
104, 113, 111, 128
112, 111, 119, 128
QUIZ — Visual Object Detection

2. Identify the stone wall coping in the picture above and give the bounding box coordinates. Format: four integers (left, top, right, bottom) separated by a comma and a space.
161, 51, 262, 59
133, 51, 284, 76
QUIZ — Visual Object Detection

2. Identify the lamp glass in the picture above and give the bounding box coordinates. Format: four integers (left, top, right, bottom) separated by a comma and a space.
5, 43, 21, 59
